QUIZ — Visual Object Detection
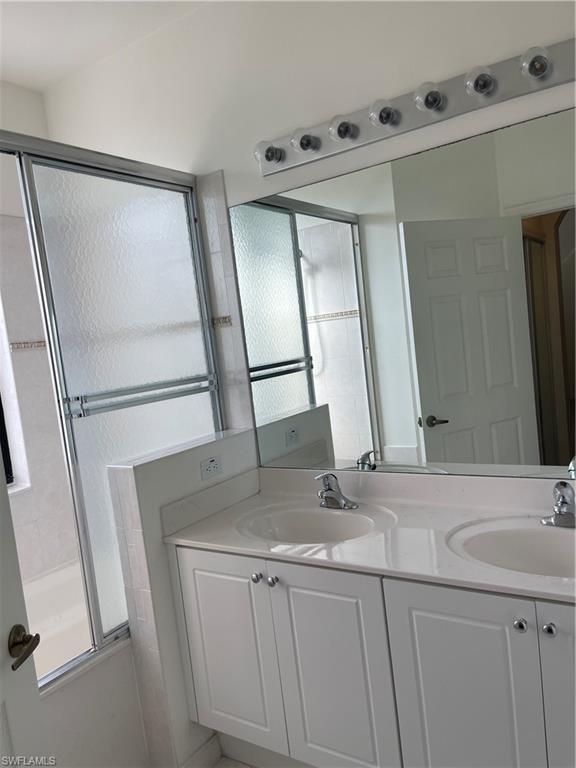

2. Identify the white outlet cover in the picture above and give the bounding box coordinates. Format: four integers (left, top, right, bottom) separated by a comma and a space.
285, 427, 299, 447
200, 455, 222, 480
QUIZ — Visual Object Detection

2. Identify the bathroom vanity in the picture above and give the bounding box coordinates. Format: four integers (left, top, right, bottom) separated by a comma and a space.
165, 471, 575, 768
163, 90, 576, 768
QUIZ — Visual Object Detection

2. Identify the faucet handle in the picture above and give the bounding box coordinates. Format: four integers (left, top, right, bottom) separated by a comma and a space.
314, 472, 339, 490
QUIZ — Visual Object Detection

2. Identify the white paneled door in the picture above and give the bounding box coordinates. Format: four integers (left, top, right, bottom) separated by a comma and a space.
176, 549, 288, 755
384, 579, 547, 768
0, 474, 45, 758
536, 601, 575, 768
271, 562, 401, 768
401, 218, 539, 465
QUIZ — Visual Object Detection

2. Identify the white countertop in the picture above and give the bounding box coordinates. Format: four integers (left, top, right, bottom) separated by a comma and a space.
165, 487, 575, 604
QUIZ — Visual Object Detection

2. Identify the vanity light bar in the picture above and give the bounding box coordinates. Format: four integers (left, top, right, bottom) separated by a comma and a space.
255, 38, 575, 176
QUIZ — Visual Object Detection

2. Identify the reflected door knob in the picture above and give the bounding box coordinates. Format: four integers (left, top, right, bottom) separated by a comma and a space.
267, 576, 279, 587
513, 617, 528, 633
426, 415, 450, 428
251, 573, 263, 584
8, 624, 40, 671
542, 622, 557, 636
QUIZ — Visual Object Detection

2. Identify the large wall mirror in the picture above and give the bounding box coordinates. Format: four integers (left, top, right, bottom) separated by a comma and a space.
230, 110, 575, 478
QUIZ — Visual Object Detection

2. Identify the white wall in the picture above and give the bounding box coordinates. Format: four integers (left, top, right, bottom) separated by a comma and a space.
0, 81, 48, 136
38, 2, 575, 204
494, 108, 576, 215
40, 643, 149, 768
392, 132, 501, 221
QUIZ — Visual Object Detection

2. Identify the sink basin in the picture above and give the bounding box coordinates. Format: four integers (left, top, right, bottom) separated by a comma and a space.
448, 517, 575, 579
240, 508, 376, 544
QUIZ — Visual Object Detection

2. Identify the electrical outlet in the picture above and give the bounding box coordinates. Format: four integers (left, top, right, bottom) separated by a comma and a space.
200, 455, 222, 480
285, 427, 299, 447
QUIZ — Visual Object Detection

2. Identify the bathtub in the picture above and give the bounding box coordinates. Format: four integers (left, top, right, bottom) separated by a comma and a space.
23, 559, 92, 679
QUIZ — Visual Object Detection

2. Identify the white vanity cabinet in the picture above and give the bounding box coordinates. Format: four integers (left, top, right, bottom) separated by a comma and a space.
176, 549, 289, 754
536, 601, 575, 768
269, 561, 401, 768
176, 548, 401, 768
384, 579, 569, 768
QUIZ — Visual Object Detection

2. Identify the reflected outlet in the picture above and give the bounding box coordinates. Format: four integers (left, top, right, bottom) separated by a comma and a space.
200, 455, 222, 480
285, 427, 300, 447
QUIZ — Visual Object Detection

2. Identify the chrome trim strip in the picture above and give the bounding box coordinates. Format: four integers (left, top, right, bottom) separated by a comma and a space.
257, 195, 360, 225
249, 356, 311, 374
38, 623, 130, 690
66, 374, 215, 405
289, 211, 316, 407
187, 187, 225, 433
352, 223, 383, 461
68, 382, 215, 418
0, 130, 195, 187
250, 362, 312, 383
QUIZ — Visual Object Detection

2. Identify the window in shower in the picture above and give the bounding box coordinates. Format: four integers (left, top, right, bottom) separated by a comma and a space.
1, 141, 221, 682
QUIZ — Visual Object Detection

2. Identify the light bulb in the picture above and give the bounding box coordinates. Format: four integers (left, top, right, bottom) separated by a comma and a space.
521, 46, 551, 79
368, 100, 400, 127
328, 116, 359, 141
254, 141, 284, 165
414, 82, 445, 112
290, 129, 321, 153
465, 66, 496, 97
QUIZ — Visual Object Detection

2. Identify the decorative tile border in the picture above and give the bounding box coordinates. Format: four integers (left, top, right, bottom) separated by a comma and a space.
306, 309, 359, 324
212, 315, 232, 329
9, 340, 46, 351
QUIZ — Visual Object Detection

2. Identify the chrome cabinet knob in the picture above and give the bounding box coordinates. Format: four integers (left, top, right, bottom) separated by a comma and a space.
250, 573, 263, 584
267, 576, 279, 587
542, 622, 557, 636
513, 617, 528, 633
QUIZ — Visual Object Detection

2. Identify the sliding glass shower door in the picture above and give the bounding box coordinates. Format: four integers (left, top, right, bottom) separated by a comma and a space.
230, 203, 315, 425
24, 158, 221, 637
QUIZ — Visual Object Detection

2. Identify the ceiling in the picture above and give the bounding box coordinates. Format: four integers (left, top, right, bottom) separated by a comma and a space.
0, 1, 200, 90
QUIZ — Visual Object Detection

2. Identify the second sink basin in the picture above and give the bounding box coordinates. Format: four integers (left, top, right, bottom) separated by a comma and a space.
242, 509, 375, 544
448, 517, 575, 579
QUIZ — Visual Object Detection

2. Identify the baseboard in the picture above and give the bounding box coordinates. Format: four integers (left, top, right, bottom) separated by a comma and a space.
182, 734, 222, 768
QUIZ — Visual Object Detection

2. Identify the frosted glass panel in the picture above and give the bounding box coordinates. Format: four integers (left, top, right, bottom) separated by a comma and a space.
33, 164, 208, 393
73, 392, 214, 632
252, 372, 310, 425
230, 205, 305, 366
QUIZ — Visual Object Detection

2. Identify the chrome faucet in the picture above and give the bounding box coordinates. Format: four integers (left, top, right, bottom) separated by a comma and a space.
357, 450, 376, 471
569, 456, 576, 479
315, 473, 359, 510
541, 481, 575, 528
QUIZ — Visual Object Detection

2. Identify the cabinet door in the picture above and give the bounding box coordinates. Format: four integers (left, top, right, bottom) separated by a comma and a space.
270, 561, 401, 768
177, 548, 288, 754
384, 580, 546, 768
536, 602, 575, 768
